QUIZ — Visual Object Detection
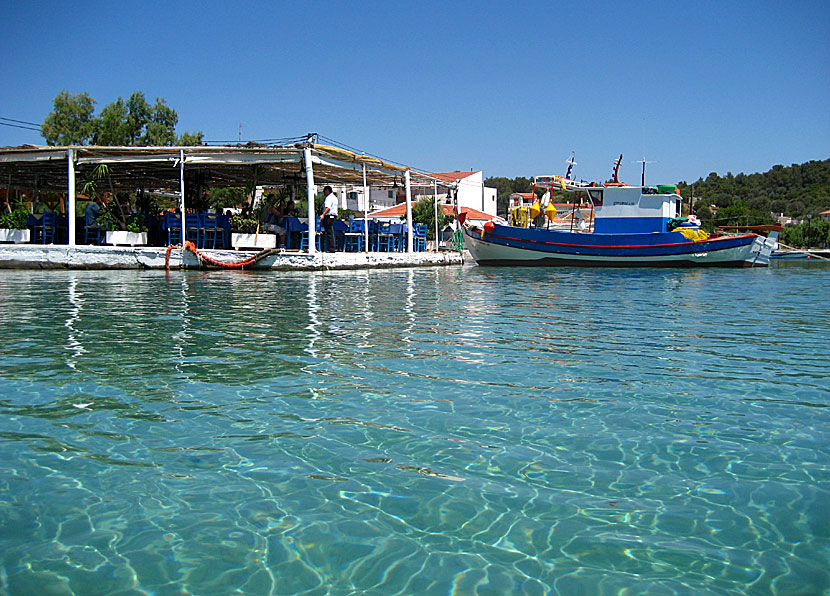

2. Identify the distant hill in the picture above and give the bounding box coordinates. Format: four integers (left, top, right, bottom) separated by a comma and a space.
677, 159, 830, 219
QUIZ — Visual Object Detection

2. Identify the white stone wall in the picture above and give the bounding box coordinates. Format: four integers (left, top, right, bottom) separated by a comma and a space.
0, 245, 464, 271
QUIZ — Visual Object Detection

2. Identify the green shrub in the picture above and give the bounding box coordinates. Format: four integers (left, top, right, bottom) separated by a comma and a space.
0, 207, 29, 230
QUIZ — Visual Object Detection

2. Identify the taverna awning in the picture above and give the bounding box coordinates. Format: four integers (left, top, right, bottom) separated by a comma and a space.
0, 142, 441, 191
0, 140, 455, 253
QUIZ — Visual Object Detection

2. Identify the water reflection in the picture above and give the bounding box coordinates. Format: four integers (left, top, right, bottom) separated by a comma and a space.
64, 274, 85, 371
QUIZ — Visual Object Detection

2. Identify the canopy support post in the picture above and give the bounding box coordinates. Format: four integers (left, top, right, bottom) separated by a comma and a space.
433, 179, 439, 251
67, 148, 76, 246
179, 149, 186, 246
362, 163, 369, 253
303, 146, 316, 254
405, 169, 413, 253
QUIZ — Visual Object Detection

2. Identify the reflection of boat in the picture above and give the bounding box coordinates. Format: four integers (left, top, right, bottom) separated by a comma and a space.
463, 161, 779, 268
771, 251, 809, 260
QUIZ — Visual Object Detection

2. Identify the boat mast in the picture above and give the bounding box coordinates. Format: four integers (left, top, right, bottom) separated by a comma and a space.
612, 154, 623, 183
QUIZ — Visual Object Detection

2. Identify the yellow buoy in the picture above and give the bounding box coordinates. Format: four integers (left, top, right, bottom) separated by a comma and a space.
545, 203, 558, 220
529, 201, 541, 219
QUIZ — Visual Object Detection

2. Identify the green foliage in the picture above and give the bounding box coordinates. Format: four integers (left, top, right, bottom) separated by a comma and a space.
229, 216, 259, 233
41, 91, 97, 145
42, 90, 203, 147
0, 207, 29, 229
781, 219, 830, 248
485, 176, 533, 216
178, 130, 205, 146
678, 160, 830, 221
126, 215, 148, 233
402, 196, 454, 238
208, 187, 247, 210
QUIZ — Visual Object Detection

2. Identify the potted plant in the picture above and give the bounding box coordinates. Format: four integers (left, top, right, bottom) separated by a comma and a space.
0, 207, 31, 243
230, 214, 276, 249
104, 213, 149, 246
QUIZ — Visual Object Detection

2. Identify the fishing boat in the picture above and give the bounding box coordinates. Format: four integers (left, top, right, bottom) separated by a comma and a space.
462, 156, 779, 268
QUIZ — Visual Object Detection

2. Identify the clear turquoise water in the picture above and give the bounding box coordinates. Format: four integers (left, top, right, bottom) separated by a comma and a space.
0, 263, 828, 596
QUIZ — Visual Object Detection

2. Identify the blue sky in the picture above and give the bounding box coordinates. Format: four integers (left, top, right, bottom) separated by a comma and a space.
1, 1, 827, 185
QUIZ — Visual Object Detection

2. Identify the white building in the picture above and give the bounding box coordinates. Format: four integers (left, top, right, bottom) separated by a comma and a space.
342, 170, 497, 216
426, 171, 497, 217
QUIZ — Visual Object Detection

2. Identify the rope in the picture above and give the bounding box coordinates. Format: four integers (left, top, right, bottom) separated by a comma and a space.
165, 242, 280, 270
775, 242, 830, 261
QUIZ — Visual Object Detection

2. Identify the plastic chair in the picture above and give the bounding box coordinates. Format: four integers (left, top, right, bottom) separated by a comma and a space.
343, 219, 366, 252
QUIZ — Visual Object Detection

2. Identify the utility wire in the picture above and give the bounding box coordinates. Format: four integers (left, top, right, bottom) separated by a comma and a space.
0, 116, 41, 127
0, 120, 41, 132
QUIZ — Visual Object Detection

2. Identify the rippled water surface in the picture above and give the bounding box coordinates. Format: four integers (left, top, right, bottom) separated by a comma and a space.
1, 263, 828, 595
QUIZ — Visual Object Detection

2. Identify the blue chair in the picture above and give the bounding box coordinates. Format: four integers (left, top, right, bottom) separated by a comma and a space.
37, 212, 57, 244
333, 219, 348, 251
299, 230, 321, 251
185, 213, 201, 247
84, 221, 103, 245
343, 219, 366, 252
388, 223, 405, 252
164, 212, 183, 245
202, 212, 224, 249
216, 214, 231, 248
414, 223, 428, 252
375, 222, 394, 252
283, 217, 305, 249
368, 219, 380, 251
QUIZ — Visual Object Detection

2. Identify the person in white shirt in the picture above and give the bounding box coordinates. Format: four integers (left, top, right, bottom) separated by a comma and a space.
320, 186, 338, 252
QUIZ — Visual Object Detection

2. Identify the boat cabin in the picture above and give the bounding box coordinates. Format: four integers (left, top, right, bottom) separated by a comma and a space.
588, 185, 683, 234
531, 175, 684, 234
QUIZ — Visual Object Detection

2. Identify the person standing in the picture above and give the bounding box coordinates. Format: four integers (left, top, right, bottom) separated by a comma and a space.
320, 185, 338, 252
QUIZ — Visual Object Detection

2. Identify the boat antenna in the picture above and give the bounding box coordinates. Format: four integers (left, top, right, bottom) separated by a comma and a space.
612, 154, 623, 183
565, 152, 576, 180
633, 157, 656, 186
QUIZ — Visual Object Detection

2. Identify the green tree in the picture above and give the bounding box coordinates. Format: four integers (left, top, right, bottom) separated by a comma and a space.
41, 91, 97, 145
43, 90, 203, 147
208, 187, 247, 210
178, 131, 205, 146
485, 176, 534, 217
95, 98, 131, 145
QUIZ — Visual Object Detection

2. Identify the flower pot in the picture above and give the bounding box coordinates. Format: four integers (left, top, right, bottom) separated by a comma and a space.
105, 231, 148, 246
232, 232, 277, 250
0, 228, 30, 243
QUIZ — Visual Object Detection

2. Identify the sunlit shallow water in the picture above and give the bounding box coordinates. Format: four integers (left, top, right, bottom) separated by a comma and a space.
0, 263, 828, 596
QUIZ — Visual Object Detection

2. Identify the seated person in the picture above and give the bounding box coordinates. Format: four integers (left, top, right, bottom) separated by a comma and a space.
85, 197, 104, 229
263, 202, 287, 248
283, 199, 297, 217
